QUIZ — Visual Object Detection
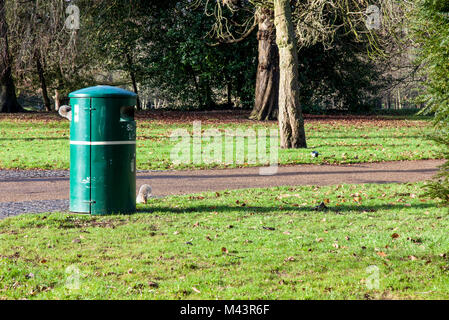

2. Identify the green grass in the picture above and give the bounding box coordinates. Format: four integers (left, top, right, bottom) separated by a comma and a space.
0, 116, 442, 170
0, 183, 448, 300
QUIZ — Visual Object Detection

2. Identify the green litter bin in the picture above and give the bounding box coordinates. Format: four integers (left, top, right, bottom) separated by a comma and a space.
69, 85, 137, 215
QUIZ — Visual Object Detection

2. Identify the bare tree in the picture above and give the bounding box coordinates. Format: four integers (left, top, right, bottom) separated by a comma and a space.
7, 0, 80, 111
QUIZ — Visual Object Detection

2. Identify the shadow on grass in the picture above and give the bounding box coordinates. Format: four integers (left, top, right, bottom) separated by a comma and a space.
136, 202, 438, 215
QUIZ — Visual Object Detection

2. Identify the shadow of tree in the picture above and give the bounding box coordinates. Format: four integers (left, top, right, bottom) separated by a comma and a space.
136, 202, 437, 215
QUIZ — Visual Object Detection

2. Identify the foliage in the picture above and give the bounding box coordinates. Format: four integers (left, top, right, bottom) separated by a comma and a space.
412, 0, 449, 205
137, 1, 257, 109
297, 40, 383, 113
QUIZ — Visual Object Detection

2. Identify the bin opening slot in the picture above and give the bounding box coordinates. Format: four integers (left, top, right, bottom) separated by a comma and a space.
120, 106, 135, 121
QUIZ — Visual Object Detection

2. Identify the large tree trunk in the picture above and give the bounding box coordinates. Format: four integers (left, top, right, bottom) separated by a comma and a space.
0, 0, 23, 113
249, 8, 279, 121
273, 0, 307, 149
35, 50, 51, 112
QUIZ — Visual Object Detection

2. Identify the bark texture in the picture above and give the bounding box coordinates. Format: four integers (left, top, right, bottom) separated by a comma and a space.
273, 0, 307, 148
249, 8, 279, 121
0, 0, 23, 113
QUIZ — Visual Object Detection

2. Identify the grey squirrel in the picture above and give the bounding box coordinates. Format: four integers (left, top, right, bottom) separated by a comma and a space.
136, 184, 152, 204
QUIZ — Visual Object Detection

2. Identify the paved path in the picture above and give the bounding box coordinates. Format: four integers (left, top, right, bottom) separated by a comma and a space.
0, 160, 443, 217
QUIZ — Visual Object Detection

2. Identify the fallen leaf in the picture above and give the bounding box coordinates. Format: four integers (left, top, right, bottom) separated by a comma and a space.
284, 256, 296, 262
316, 238, 324, 243
391, 233, 400, 239
377, 251, 387, 257
192, 287, 201, 293
283, 231, 291, 235
221, 247, 228, 254
408, 255, 418, 261
353, 194, 363, 203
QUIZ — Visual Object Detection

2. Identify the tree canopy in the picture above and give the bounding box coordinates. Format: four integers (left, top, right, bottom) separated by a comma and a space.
412, 0, 449, 205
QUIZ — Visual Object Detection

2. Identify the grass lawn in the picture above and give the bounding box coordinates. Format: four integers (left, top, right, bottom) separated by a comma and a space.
1, 182, 448, 300
0, 113, 442, 170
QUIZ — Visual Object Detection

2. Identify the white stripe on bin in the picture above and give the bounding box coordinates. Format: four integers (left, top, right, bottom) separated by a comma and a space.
70, 141, 136, 145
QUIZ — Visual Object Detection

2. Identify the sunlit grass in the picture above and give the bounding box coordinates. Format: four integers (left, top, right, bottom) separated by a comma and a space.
0, 183, 448, 299
0, 116, 442, 170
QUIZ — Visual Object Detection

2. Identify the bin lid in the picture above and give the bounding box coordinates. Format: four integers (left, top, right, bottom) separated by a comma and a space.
68, 85, 137, 98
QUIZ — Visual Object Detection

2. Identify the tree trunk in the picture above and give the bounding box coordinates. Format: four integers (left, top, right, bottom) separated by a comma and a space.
35, 50, 51, 112
126, 53, 141, 110
53, 89, 61, 112
249, 8, 279, 121
273, 0, 307, 149
0, 0, 23, 113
